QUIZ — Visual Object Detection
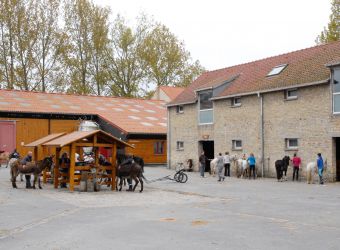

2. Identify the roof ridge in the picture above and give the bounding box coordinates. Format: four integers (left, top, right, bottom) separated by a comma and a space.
206, 41, 340, 74
0, 89, 165, 103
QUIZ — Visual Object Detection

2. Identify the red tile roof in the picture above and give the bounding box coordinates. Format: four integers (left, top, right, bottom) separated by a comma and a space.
0, 90, 167, 134
169, 41, 340, 105
159, 86, 185, 101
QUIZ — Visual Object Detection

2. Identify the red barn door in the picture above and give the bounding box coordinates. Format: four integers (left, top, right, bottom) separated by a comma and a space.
0, 121, 16, 152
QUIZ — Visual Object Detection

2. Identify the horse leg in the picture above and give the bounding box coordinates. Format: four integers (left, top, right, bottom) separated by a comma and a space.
20, 173, 23, 182
32, 174, 37, 189
11, 169, 17, 188
139, 176, 143, 193
132, 176, 139, 192
119, 177, 123, 191
38, 175, 42, 189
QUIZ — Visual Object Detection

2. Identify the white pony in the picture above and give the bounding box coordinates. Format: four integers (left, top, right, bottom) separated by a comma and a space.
234, 155, 248, 178
210, 158, 218, 177
306, 158, 327, 184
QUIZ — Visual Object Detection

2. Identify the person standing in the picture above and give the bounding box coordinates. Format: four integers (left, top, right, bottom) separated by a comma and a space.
292, 153, 301, 181
223, 152, 231, 177
217, 153, 225, 181
21, 151, 33, 189
317, 153, 324, 185
247, 153, 256, 179
199, 151, 208, 178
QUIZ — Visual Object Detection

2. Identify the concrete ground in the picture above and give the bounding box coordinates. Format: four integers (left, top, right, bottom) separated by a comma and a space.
0, 166, 340, 250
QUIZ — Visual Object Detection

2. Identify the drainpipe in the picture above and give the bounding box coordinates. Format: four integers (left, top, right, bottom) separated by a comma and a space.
167, 107, 171, 169
258, 92, 265, 177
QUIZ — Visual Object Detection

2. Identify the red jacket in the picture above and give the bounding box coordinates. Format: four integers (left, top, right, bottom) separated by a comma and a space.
292, 157, 301, 167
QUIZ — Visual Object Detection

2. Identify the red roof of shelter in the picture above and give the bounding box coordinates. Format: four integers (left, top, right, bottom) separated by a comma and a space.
159, 86, 185, 101
169, 41, 340, 106
0, 90, 167, 134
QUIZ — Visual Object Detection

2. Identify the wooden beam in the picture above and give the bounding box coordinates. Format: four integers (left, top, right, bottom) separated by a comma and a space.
69, 143, 76, 192
75, 143, 112, 148
54, 148, 61, 189
111, 142, 116, 191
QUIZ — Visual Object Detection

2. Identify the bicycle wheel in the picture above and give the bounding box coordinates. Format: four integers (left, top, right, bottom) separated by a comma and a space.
179, 172, 188, 183
174, 172, 181, 182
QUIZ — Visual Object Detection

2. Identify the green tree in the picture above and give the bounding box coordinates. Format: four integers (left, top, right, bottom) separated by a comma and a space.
33, 0, 66, 92
140, 24, 205, 87
105, 15, 148, 97
316, 0, 340, 44
0, 0, 22, 89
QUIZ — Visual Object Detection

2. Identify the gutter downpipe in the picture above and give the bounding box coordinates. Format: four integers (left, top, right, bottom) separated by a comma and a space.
167, 107, 171, 169
258, 92, 265, 178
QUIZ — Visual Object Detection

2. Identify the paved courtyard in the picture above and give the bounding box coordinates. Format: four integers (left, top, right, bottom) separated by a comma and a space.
0, 165, 340, 250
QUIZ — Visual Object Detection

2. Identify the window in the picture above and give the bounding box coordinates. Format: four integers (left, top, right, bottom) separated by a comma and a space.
199, 90, 213, 124
285, 89, 298, 100
231, 97, 241, 107
286, 138, 298, 149
176, 105, 184, 114
333, 67, 340, 113
232, 140, 242, 150
267, 64, 287, 77
176, 141, 184, 150
154, 141, 164, 154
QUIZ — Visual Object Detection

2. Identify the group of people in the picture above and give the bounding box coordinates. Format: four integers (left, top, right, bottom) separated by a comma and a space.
198, 151, 326, 184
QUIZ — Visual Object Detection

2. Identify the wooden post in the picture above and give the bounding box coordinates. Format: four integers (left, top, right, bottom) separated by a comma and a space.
111, 142, 116, 191
69, 143, 76, 192
54, 148, 61, 188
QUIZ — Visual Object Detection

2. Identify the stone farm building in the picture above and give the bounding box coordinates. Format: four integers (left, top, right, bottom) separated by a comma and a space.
0, 90, 167, 164
167, 41, 340, 181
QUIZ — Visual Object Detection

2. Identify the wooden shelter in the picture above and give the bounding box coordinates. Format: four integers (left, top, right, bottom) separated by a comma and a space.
43, 130, 133, 191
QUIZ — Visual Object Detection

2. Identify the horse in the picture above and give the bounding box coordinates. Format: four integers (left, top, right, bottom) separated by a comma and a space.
117, 153, 145, 172
275, 156, 290, 182
116, 160, 144, 192
10, 156, 54, 189
210, 158, 218, 177
0, 151, 10, 167
8, 158, 24, 182
306, 159, 327, 184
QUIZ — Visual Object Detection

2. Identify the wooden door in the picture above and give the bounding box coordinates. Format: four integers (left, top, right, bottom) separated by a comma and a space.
0, 121, 16, 152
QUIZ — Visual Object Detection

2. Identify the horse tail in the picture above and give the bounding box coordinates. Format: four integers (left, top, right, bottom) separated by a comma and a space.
141, 173, 150, 184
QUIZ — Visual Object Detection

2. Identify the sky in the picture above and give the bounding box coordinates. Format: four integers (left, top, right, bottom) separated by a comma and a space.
94, 0, 331, 71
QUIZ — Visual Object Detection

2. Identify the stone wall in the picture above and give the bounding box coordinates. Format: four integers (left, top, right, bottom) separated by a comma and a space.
168, 83, 340, 181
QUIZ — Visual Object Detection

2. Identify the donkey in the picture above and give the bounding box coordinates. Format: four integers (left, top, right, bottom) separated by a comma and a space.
0, 151, 10, 167
116, 160, 144, 192
10, 156, 54, 189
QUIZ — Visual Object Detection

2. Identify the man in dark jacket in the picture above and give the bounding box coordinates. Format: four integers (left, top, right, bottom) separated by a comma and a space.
199, 151, 208, 178
21, 151, 33, 189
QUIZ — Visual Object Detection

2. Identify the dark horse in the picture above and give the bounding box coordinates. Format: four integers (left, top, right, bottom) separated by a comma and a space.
11, 156, 54, 189
117, 160, 144, 192
117, 153, 145, 172
275, 156, 290, 181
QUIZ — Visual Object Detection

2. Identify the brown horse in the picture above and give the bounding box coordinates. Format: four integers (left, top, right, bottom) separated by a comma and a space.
117, 161, 144, 192
10, 156, 54, 189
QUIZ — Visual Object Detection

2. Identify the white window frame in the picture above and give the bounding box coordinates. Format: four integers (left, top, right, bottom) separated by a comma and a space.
333, 67, 340, 114
198, 91, 214, 125
176, 105, 184, 114
176, 141, 184, 151
232, 140, 242, 150
286, 138, 298, 150
232, 97, 242, 107
267, 64, 287, 77
285, 88, 298, 100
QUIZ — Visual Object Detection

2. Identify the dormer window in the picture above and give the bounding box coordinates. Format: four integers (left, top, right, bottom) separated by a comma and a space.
333, 67, 340, 113
267, 64, 287, 77
199, 90, 213, 124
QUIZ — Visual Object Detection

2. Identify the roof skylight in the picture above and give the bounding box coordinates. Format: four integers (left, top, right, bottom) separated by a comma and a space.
267, 64, 287, 77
